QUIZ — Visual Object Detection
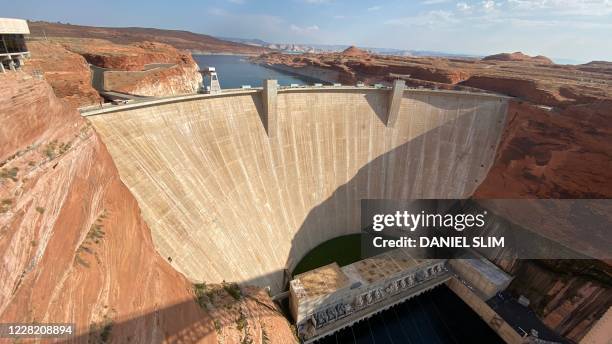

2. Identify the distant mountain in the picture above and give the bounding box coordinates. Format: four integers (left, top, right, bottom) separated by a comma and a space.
27, 21, 269, 55
216, 37, 484, 59
483, 51, 553, 64
217, 37, 272, 47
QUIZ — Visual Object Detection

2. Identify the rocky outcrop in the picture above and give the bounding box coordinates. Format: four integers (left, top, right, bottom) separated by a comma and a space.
103, 61, 202, 97
59, 38, 203, 98
461, 76, 563, 106
195, 283, 297, 344
341, 45, 368, 57
474, 100, 612, 199
0, 72, 215, 343
64, 40, 195, 71
24, 41, 102, 108
482, 52, 554, 65
24, 38, 204, 106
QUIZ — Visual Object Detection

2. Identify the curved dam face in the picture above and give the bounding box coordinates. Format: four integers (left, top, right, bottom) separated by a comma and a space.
88, 88, 508, 292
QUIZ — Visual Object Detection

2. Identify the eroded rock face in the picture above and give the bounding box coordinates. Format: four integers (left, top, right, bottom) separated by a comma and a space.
196, 284, 297, 344
24, 41, 102, 108
107, 63, 202, 97
26, 38, 203, 103
61, 39, 203, 98
474, 100, 612, 199
64, 40, 195, 71
0, 72, 214, 343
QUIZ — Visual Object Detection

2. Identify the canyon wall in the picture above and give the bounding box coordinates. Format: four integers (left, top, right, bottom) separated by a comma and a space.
474, 101, 612, 199
87, 89, 508, 292
0, 72, 215, 343
26, 39, 203, 105
64, 39, 203, 98
25, 41, 102, 108
105, 63, 202, 97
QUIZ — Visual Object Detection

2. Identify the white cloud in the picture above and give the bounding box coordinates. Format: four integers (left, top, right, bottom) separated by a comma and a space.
367, 6, 382, 11
456, 2, 471, 11
506, 0, 612, 16
290, 24, 320, 34
482, 0, 497, 11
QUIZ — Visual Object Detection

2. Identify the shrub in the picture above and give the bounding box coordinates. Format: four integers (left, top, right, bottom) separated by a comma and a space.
223, 282, 242, 300
193, 283, 210, 309
0, 199, 12, 213
236, 311, 246, 331
0, 167, 19, 181
44, 140, 58, 159
214, 319, 221, 334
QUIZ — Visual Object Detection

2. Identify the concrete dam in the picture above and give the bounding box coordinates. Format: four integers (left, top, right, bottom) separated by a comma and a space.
85, 84, 509, 293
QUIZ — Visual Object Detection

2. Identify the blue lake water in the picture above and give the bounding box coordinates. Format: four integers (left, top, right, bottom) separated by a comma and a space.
194, 54, 324, 89
316, 286, 504, 344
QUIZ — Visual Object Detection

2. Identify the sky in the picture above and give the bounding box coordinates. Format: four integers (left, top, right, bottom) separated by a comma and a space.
4, 0, 612, 63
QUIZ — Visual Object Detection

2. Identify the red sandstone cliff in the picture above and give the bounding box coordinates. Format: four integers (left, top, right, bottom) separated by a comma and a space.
0, 72, 215, 343
26, 38, 203, 102
66, 39, 202, 97
474, 101, 612, 199
24, 41, 102, 108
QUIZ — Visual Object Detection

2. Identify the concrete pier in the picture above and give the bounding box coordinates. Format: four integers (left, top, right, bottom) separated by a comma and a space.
387, 79, 405, 127
263, 79, 278, 137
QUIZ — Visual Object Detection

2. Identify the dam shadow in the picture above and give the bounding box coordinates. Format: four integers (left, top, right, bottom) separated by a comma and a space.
283, 93, 498, 277
59, 270, 289, 343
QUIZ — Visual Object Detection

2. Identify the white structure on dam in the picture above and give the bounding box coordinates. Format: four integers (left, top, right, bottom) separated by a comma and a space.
85, 83, 509, 292
289, 249, 449, 343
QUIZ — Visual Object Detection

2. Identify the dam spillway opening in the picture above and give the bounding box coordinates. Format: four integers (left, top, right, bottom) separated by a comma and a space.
86, 85, 508, 294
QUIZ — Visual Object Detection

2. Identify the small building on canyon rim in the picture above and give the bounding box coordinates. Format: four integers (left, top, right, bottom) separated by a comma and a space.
0, 18, 30, 73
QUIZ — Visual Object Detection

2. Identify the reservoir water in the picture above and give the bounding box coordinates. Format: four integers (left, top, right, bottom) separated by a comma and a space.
194, 54, 323, 89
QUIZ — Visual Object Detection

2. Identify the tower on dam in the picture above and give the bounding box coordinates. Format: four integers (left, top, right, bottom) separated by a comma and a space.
200, 66, 222, 94
85, 82, 509, 293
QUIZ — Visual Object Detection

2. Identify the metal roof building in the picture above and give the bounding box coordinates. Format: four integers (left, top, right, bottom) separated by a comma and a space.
1, 18, 30, 73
